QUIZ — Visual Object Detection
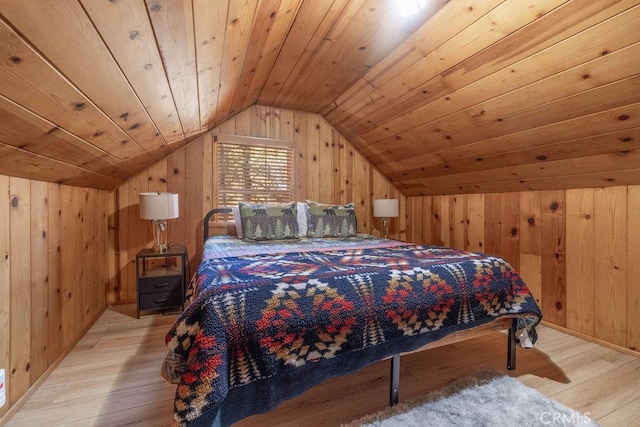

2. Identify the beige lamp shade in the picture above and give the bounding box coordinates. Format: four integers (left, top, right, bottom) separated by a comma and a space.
139, 192, 179, 220
373, 198, 399, 218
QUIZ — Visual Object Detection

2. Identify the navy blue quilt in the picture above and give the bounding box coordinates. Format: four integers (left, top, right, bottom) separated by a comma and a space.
161, 239, 542, 426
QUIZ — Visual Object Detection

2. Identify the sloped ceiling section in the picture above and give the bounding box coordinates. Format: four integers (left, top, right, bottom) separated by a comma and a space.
0, 0, 639, 194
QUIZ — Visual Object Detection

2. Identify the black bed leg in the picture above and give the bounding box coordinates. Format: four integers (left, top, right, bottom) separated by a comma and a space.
507, 318, 517, 370
390, 354, 400, 406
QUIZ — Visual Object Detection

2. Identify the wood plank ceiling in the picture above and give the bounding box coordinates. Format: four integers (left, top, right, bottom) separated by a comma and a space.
0, 0, 639, 195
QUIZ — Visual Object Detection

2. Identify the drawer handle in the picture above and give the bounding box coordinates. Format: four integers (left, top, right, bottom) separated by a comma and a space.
154, 298, 169, 303
154, 283, 169, 288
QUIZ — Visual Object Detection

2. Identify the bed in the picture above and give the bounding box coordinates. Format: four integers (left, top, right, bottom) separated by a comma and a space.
161, 205, 542, 426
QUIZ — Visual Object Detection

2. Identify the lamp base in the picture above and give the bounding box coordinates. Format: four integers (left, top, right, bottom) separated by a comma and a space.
151, 243, 169, 253
382, 217, 390, 239
152, 220, 169, 253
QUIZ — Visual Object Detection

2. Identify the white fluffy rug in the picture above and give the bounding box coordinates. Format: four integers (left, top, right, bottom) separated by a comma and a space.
348, 372, 600, 427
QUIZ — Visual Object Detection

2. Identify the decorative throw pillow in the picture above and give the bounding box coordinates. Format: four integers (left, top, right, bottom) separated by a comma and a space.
238, 202, 299, 241
306, 201, 357, 238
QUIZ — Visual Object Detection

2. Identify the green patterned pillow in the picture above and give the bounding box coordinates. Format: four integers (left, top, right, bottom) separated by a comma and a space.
238, 202, 299, 241
306, 201, 357, 238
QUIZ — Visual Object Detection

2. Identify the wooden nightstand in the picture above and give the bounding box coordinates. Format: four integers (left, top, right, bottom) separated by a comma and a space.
135, 247, 187, 318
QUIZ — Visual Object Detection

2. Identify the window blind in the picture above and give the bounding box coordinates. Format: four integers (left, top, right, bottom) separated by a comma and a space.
215, 138, 294, 207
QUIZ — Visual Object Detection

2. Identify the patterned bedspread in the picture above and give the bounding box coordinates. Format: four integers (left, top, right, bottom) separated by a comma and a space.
162, 237, 542, 426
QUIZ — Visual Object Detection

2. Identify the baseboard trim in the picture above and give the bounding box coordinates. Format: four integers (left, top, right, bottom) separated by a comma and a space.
541, 321, 640, 358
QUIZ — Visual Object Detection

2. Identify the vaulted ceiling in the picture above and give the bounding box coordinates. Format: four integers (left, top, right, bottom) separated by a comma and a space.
1, 0, 639, 195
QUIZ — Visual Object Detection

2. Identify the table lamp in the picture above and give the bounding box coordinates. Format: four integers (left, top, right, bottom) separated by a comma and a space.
373, 198, 399, 239
139, 192, 179, 253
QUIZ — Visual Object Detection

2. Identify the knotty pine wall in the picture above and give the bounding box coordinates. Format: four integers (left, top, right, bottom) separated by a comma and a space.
0, 174, 110, 419
110, 105, 405, 304
405, 187, 640, 354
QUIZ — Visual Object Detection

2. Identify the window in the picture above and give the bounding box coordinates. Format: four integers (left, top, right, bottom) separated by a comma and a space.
214, 135, 294, 207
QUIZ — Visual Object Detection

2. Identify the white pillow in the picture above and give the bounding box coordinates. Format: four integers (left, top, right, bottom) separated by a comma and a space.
296, 201, 307, 237
232, 205, 243, 238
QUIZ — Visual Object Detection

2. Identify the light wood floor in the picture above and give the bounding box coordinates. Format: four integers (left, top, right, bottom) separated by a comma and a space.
5, 305, 640, 427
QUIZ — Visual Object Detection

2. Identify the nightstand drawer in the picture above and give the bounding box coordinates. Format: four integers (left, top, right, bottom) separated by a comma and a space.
139, 291, 183, 310
138, 274, 182, 294
135, 248, 187, 318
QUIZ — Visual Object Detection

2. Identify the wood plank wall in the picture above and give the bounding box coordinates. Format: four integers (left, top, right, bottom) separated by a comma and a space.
0, 175, 110, 419
406, 187, 640, 354
110, 105, 405, 304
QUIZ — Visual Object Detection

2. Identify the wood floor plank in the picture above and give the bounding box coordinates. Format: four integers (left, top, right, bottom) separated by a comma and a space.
63, 399, 175, 427
598, 397, 640, 426
550, 359, 640, 420
5, 306, 639, 427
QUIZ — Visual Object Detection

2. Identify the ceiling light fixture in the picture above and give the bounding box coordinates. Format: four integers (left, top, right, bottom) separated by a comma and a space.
394, 0, 428, 17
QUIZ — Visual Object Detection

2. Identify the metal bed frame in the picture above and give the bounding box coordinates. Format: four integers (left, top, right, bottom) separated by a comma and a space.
203, 207, 233, 242
389, 318, 517, 405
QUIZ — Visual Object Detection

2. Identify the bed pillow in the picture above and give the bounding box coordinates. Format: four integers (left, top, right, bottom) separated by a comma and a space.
231, 205, 243, 238
306, 201, 357, 238
296, 201, 308, 237
238, 202, 299, 241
